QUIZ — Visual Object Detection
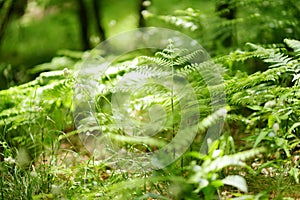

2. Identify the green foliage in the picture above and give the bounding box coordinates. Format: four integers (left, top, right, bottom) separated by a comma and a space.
2, 37, 300, 198
0, 58, 75, 162
188, 139, 265, 199
1, 0, 300, 196
99, 136, 264, 199
147, 0, 300, 55
2, 36, 300, 199
219, 39, 300, 188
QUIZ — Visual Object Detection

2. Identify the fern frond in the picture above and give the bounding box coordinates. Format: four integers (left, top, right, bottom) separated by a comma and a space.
0, 69, 74, 138
174, 49, 207, 65
139, 56, 173, 68
284, 39, 300, 57
156, 14, 200, 31
37, 79, 73, 100
198, 108, 227, 132
264, 52, 294, 68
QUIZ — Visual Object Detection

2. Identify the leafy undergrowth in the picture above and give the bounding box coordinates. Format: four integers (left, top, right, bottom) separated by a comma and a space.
1, 38, 300, 199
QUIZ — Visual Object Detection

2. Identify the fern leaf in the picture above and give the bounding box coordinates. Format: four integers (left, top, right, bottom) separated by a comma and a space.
284, 38, 300, 57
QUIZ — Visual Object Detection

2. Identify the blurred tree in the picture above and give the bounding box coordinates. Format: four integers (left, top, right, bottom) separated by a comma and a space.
138, 0, 148, 27
14, 0, 107, 51
215, 0, 236, 47
76, 0, 90, 50
0, 144, 3, 161
92, 0, 105, 41
0, 0, 28, 46
76, 0, 106, 50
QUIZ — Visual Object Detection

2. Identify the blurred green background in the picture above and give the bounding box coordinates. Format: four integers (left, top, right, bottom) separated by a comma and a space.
0, 0, 204, 67
0, 0, 207, 88
0, 0, 299, 89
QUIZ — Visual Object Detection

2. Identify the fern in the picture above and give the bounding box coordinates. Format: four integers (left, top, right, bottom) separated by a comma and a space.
0, 64, 74, 159
226, 40, 299, 104
285, 38, 300, 58
219, 39, 300, 178
72, 41, 228, 171
102, 136, 263, 199
187, 138, 265, 198
148, 0, 300, 55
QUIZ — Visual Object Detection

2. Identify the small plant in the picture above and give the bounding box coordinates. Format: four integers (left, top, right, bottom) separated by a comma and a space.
187, 138, 265, 199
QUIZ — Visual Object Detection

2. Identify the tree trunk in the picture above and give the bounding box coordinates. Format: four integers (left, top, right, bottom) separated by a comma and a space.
0, 0, 14, 47
216, 0, 236, 47
138, 0, 148, 27
92, 0, 106, 41
77, 0, 90, 50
